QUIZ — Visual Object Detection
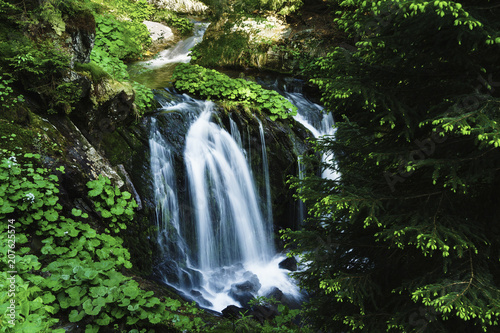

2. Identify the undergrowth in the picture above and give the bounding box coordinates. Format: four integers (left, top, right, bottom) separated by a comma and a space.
172, 63, 297, 120
0, 148, 206, 332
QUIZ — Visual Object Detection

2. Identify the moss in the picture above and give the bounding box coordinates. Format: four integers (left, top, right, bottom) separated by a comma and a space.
75, 62, 111, 83
100, 128, 136, 166
91, 78, 134, 105
0, 119, 36, 153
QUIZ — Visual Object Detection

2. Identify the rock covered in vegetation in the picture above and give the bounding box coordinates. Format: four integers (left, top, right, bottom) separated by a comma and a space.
191, 1, 340, 72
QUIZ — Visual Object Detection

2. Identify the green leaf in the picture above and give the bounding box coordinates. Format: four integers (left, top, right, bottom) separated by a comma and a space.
69, 309, 86, 322
72, 208, 82, 217
44, 209, 58, 221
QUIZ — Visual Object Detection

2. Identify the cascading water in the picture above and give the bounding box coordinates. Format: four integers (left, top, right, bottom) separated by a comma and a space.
258, 77, 339, 180
185, 108, 273, 269
286, 90, 338, 180
145, 22, 305, 312
257, 118, 274, 235
143, 22, 209, 68
229, 117, 244, 150
150, 92, 302, 311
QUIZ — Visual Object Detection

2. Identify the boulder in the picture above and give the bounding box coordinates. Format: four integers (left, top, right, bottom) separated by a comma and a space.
279, 256, 298, 271
143, 21, 175, 43
250, 304, 279, 323
66, 10, 96, 65
222, 305, 246, 319
265, 287, 302, 310
229, 288, 255, 308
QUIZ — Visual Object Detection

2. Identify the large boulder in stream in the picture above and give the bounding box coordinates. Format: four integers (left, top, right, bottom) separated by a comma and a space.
279, 256, 298, 271
229, 272, 261, 307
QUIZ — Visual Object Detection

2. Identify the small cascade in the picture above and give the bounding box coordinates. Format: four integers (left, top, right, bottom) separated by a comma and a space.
257, 118, 274, 233
150, 118, 194, 289
279, 80, 339, 180
229, 117, 244, 150
150, 120, 181, 257
143, 22, 209, 68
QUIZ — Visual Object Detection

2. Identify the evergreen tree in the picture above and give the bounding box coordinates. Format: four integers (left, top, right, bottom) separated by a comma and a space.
284, 1, 500, 332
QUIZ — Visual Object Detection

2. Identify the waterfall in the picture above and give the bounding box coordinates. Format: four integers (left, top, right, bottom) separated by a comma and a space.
149, 96, 301, 311
257, 118, 274, 233
185, 108, 273, 269
150, 119, 182, 258
229, 117, 244, 150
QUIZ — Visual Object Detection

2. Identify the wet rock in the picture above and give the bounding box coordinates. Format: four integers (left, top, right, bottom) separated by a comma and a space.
153, 260, 181, 285
279, 256, 298, 271
265, 287, 302, 310
251, 304, 279, 323
70, 77, 135, 144
144, 20, 175, 43
190, 290, 213, 308
238, 272, 261, 293
229, 288, 255, 308
266, 287, 284, 302
222, 305, 246, 319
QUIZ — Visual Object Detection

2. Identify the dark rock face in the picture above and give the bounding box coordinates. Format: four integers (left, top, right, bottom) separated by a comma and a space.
66, 11, 96, 65
279, 256, 298, 271
228, 289, 255, 308
190, 290, 213, 308
237, 272, 262, 293
265, 287, 302, 310
250, 304, 279, 323
222, 305, 246, 319
70, 79, 135, 145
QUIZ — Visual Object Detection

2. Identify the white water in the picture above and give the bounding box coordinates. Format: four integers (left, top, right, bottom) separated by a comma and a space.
150, 119, 182, 258
141, 22, 209, 68
257, 118, 274, 234
150, 97, 302, 311
286, 91, 339, 180
185, 108, 273, 269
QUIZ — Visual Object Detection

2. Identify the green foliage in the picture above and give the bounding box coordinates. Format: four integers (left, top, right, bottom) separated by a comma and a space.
74, 62, 111, 83
200, 0, 302, 16
285, 0, 500, 332
190, 30, 252, 67
132, 81, 156, 115
87, 175, 138, 234
2, 38, 80, 114
233, 0, 303, 15
93, 14, 151, 63
172, 63, 297, 120
212, 297, 310, 332
90, 12, 155, 115
0, 74, 24, 109
0, 150, 208, 331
